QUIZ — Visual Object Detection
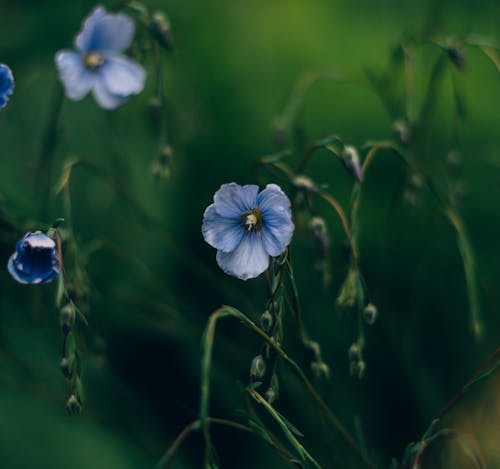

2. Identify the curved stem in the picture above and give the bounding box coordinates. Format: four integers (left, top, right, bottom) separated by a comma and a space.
202, 305, 374, 468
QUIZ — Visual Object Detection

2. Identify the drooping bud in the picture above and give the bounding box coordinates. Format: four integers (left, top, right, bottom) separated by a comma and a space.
60, 357, 72, 378
264, 374, 279, 404
259, 310, 273, 332
250, 355, 267, 382
309, 216, 329, 256
292, 175, 317, 193
363, 303, 378, 325
342, 145, 363, 182
348, 343, 361, 362
355, 360, 366, 380
150, 11, 174, 52
66, 394, 82, 416
60, 302, 76, 336
311, 361, 330, 380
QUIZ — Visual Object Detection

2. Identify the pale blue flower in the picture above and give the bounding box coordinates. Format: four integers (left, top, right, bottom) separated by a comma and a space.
7, 232, 60, 285
55, 6, 145, 109
0, 64, 14, 109
202, 183, 294, 280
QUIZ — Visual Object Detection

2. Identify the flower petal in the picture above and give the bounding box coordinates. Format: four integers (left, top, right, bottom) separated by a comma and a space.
213, 183, 259, 218
0, 64, 14, 107
202, 204, 244, 253
79, 7, 135, 53
259, 184, 294, 256
99, 55, 145, 96
257, 184, 291, 212
216, 234, 269, 280
55, 51, 94, 100
75, 6, 107, 52
91, 78, 129, 109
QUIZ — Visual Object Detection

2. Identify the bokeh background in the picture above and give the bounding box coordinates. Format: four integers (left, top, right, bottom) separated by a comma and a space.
0, 0, 499, 468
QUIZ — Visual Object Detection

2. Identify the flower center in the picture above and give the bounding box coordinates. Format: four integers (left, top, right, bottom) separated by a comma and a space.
84, 51, 104, 70
242, 209, 263, 232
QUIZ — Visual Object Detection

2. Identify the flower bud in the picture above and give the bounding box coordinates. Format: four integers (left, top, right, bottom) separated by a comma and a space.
342, 146, 363, 182
355, 360, 366, 380
66, 394, 82, 416
250, 354, 266, 382
150, 11, 174, 52
348, 343, 361, 362
259, 310, 273, 332
60, 303, 76, 336
60, 357, 72, 378
264, 374, 279, 404
311, 361, 330, 380
309, 217, 329, 256
363, 303, 378, 325
292, 175, 317, 193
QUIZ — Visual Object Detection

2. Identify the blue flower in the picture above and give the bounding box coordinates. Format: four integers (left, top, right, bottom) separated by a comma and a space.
55, 6, 146, 109
0, 64, 14, 110
202, 183, 294, 280
7, 232, 60, 285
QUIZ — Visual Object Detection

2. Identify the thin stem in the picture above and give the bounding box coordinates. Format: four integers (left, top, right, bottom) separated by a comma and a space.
202, 305, 374, 468
36, 82, 64, 218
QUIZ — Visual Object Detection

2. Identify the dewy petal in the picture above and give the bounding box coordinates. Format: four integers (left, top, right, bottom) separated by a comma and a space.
55, 51, 94, 100
75, 6, 107, 52
213, 183, 259, 218
87, 11, 135, 53
202, 204, 244, 253
216, 234, 269, 280
92, 77, 129, 109
99, 55, 145, 97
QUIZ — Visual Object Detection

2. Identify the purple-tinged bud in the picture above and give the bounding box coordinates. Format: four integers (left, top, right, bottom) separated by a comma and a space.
309, 216, 329, 256
342, 146, 363, 182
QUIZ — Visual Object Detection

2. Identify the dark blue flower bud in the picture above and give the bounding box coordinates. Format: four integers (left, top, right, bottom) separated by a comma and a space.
7, 232, 60, 285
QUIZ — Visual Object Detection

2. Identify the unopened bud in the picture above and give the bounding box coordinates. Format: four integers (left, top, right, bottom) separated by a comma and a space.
260, 310, 273, 332
363, 303, 378, 325
293, 175, 317, 193
342, 145, 363, 182
355, 360, 366, 379
348, 343, 361, 362
250, 355, 266, 382
66, 394, 82, 416
151, 11, 174, 51
309, 217, 329, 256
311, 361, 330, 380
60, 303, 76, 335
60, 357, 72, 378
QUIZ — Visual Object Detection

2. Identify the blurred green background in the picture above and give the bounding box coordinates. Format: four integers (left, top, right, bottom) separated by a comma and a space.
0, 0, 499, 468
